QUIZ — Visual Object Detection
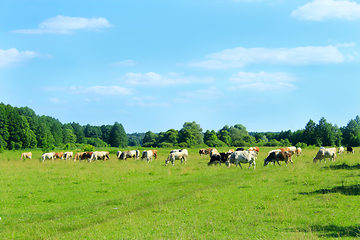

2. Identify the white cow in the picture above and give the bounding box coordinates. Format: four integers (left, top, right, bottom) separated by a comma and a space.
64, 152, 73, 160
143, 150, 153, 162
89, 151, 109, 162
165, 152, 187, 166
313, 148, 336, 163
226, 150, 256, 169
296, 148, 302, 156
21, 152, 32, 160
288, 146, 297, 155
338, 146, 344, 155
41, 152, 54, 162
119, 150, 137, 160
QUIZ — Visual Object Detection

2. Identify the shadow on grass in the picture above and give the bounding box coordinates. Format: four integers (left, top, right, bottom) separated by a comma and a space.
295, 224, 360, 238
323, 163, 360, 170
300, 184, 360, 196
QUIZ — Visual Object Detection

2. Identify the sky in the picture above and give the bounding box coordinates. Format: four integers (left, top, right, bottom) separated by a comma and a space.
1, 0, 360, 134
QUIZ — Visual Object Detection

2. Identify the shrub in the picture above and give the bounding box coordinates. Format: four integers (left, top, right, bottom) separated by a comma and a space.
295, 142, 307, 149
83, 144, 95, 152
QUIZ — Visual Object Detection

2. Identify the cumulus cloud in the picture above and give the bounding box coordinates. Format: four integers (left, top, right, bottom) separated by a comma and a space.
12, 15, 112, 34
0, 48, 44, 68
228, 72, 298, 92
123, 72, 215, 86
292, 0, 360, 21
110, 60, 138, 67
189, 45, 345, 69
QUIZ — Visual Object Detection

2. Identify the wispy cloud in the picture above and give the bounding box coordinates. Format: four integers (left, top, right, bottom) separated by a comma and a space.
189, 45, 345, 69
0, 48, 45, 68
43, 86, 133, 96
292, 0, 360, 21
110, 60, 138, 67
227, 72, 298, 92
12, 15, 112, 34
123, 72, 215, 86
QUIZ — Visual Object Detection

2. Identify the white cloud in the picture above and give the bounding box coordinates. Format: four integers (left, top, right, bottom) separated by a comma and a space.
49, 98, 62, 104
12, 15, 112, 34
292, 0, 360, 21
110, 60, 138, 67
228, 71, 298, 92
123, 72, 215, 86
0, 48, 43, 68
230, 71, 296, 83
190, 45, 345, 69
43, 85, 133, 96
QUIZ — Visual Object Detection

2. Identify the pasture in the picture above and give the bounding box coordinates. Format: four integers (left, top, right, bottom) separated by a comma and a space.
1, 147, 360, 239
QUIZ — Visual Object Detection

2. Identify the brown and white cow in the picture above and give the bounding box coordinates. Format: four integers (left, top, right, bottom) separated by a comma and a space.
20, 152, 32, 160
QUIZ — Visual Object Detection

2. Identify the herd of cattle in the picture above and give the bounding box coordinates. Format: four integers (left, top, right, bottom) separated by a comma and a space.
19, 146, 356, 167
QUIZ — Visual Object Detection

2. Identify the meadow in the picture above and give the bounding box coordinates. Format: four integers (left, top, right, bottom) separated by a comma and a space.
1, 147, 360, 239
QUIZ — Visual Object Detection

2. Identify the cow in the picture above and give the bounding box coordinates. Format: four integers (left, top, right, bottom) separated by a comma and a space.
89, 151, 109, 162
347, 146, 355, 154
73, 152, 93, 161
135, 150, 140, 159
53, 152, 64, 160
205, 148, 212, 155
208, 152, 231, 166
338, 146, 344, 155
64, 152, 73, 160
41, 152, 54, 162
165, 151, 187, 166
119, 150, 137, 160
20, 152, 32, 160
116, 151, 122, 159
247, 147, 260, 154
210, 148, 218, 157
151, 149, 158, 159
277, 148, 294, 163
264, 150, 293, 166
143, 150, 154, 162
313, 148, 336, 163
295, 148, 302, 156
227, 150, 257, 169
199, 149, 206, 156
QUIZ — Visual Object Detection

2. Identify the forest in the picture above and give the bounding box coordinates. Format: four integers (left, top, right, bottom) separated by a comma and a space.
1, 102, 360, 151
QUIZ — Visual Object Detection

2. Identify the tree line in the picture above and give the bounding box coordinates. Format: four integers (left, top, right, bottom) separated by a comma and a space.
1, 103, 360, 151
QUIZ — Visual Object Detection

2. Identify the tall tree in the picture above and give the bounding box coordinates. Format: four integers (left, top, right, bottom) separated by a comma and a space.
178, 121, 203, 147
108, 122, 128, 147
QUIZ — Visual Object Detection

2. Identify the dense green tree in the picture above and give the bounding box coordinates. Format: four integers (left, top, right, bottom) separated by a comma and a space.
108, 122, 128, 148
142, 131, 158, 147
71, 122, 85, 144
303, 119, 317, 146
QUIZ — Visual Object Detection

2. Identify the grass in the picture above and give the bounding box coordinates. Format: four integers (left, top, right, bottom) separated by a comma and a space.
0, 147, 360, 239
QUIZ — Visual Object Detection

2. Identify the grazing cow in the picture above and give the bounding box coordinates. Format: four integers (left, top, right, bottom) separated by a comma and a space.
151, 149, 158, 159
89, 151, 109, 162
53, 152, 64, 160
338, 146, 344, 155
74, 152, 84, 161
73, 152, 93, 161
227, 150, 257, 169
64, 152, 73, 160
347, 146, 355, 154
210, 148, 218, 157
247, 147, 260, 154
205, 148, 212, 155
208, 152, 231, 166
135, 150, 140, 159
277, 148, 294, 163
20, 152, 32, 160
165, 151, 187, 166
142, 150, 154, 162
116, 151, 122, 159
41, 152, 54, 162
264, 150, 293, 166
313, 148, 336, 163
295, 148, 302, 156
236, 148, 245, 151
119, 150, 137, 160
199, 149, 206, 156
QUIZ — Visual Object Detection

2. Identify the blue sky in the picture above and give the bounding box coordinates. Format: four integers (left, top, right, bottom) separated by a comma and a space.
1, 0, 360, 134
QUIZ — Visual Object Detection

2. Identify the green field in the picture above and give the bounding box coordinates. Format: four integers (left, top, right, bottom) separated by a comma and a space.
1, 147, 360, 239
